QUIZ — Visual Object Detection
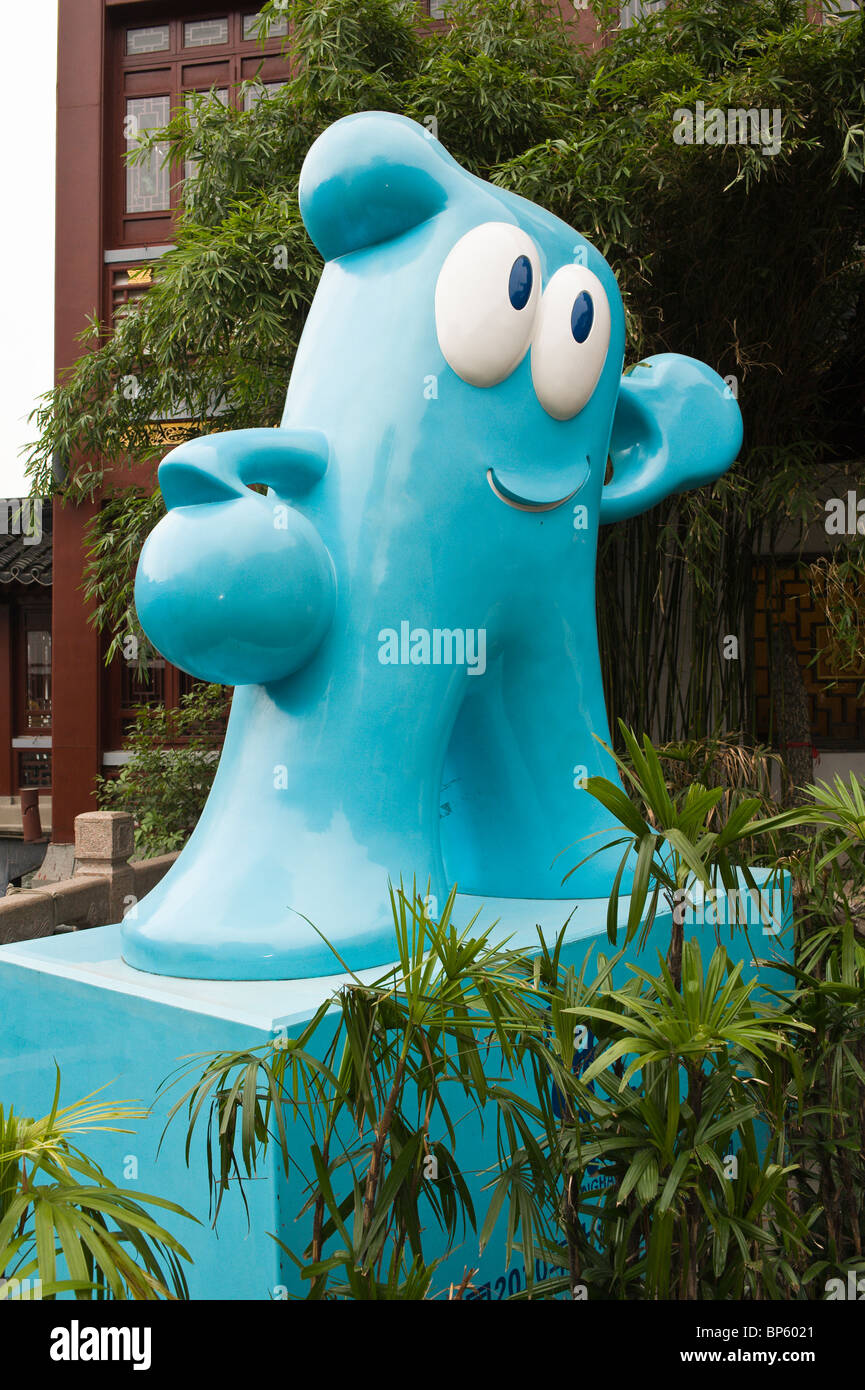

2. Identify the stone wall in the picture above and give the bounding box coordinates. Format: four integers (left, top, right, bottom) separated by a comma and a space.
0, 812, 178, 946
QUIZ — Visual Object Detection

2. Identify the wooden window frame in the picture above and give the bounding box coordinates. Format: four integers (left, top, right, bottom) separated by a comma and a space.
108, 7, 292, 247
102, 649, 225, 757
15, 603, 52, 739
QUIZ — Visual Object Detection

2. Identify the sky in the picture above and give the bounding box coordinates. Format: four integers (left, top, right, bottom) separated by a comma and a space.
1, 2, 58, 497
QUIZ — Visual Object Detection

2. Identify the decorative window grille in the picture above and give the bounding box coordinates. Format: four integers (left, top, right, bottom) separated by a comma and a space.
242, 80, 286, 110
183, 18, 230, 48
620, 0, 666, 26
126, 25, 170, 56
242, 11, 289, 39
125, 96, 171, 214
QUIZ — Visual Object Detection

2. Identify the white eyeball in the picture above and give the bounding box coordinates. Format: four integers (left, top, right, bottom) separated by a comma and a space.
435, 222, 541, 387
531, 265, 611, 421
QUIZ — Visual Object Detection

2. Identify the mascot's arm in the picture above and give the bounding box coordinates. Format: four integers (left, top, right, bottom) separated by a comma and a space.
600, 355, 742, 525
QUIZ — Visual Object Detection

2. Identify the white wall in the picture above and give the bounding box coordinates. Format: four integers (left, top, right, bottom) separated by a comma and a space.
0, 2, 59, 498
810, 751, 865, 784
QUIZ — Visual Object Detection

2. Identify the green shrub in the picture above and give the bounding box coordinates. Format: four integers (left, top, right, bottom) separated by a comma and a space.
0, 1071, 193, 1300
96, 682, 228, 858
161, 741, 865, 1299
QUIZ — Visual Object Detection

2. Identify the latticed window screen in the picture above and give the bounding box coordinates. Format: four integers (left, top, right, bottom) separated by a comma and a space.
121, 658, 166, 710
184, 88, 230, 183
110, 661, 227, 748
126, 24, 170, 55
184, 18, 230, 48
25, 630, 51, 730
117, 12, 292, 241
19, 751, 51, 789
242, 10, 288, 39
125, 95, 171, 213
753, 560, 865, 746
620, 0, 667, 25
242, 80, 286, 110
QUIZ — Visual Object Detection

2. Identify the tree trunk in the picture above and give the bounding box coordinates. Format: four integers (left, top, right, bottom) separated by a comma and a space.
769, 620, 813, 806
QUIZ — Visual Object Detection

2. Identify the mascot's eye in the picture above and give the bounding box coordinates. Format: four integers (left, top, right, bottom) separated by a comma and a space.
531, 265, 610, 421
435, 222, 541, 388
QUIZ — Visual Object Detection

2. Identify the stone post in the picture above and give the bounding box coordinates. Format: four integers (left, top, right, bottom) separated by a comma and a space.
73, 811, 137, 925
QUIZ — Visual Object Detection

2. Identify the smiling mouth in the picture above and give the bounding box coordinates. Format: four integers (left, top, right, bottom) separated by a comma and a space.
486, 468, 581, 513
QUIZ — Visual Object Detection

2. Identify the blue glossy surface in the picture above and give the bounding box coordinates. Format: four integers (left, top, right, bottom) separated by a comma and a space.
123, 112, 743, 980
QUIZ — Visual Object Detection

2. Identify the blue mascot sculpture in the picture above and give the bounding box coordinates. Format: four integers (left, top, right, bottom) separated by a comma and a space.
124, 112, 742, 981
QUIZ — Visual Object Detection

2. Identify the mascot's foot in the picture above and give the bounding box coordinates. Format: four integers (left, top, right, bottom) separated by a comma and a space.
120, 899, 405, 982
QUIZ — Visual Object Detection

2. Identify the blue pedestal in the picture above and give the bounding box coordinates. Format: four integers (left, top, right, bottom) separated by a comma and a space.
0, 880, 791, 1300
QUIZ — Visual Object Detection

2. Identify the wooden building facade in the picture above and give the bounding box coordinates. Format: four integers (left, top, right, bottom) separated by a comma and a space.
46, 1, 301, 842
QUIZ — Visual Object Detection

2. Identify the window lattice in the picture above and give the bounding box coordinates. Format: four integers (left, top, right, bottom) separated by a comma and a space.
121, 657, 166, 711
184, 18, 229, 48
19, 751, 51, 789
126, 96, 171, 213
126, 25, 170, 55
242, 81, 286, 110
243, 11, 289, 39
754, 560, 865, 746
184, 88, 230, 184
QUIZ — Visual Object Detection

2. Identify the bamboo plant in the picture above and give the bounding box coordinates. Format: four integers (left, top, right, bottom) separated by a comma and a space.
0, 1071, 194, 1300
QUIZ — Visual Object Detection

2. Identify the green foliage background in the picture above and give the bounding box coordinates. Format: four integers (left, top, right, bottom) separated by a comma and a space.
96, 682, 228, 857
28, 0, 865, 736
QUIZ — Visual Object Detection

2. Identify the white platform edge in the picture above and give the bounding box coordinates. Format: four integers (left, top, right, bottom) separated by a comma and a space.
0, 894, 636, 1032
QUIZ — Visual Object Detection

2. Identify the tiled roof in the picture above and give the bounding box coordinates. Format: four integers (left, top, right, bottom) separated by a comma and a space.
0, 501, 52, 587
